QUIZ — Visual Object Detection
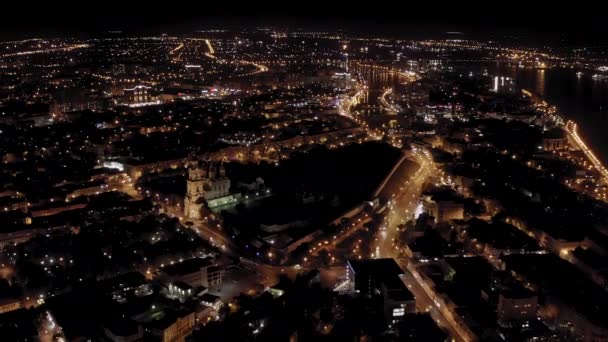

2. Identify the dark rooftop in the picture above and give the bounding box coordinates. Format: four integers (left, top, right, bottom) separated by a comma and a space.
347, 258, 404, 277
103, 318, 140, 337
161, 257, 214, 277
543, 127, 567, 139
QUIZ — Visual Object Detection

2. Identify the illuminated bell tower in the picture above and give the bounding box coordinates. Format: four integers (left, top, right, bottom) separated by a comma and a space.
184, 160, 206, 219
344, 52, 349, 73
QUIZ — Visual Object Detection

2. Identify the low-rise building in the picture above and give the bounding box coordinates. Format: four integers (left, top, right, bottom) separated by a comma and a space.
160, 257, 223, 288
497, 289, 539, 327
422, 195, 464, 224
542, 128, 568, 151
346, 258, 416, 322
103, 319, 144, 342
0, 298, 22, 315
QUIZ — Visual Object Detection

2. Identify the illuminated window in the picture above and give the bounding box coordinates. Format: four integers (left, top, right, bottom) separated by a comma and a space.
392, 308, 405, 317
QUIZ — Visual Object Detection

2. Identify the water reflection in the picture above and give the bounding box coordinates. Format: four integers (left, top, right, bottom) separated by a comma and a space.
536, 69, 545, 97
485, 62, 608, 163
352, 64, 409, 117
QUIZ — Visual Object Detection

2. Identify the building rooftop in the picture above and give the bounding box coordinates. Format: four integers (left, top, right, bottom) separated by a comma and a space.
103, 318, 140, 337
171, 281, 193, 291
0, 210, 28, 234
347, 258, 404, 277
387, 287, 415, 302
161, 257, 215, 277
499, 286, 537, 300
0, 308, 38, 340
348, 258, 414, 301
199, 293, 221, 305
543, 127, 567, 139
396, 313, 448, 341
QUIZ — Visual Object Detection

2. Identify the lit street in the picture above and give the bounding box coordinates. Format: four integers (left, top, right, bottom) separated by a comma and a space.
372, 149, 475, 341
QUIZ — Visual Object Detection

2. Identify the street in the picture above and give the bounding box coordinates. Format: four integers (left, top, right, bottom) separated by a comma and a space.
372, 149, 475, 342
374, 148, 433, 259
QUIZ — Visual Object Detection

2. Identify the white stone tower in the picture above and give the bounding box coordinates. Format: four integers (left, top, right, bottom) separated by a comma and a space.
184, 159, 206, 219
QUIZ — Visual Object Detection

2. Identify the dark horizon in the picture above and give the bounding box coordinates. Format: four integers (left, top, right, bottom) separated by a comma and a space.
1, 1, 607, 45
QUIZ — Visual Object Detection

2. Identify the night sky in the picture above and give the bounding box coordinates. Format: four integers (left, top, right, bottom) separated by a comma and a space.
1, 1, 607, 44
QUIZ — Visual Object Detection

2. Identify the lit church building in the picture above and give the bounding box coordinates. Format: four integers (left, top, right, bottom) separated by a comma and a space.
184, 159, 235, 219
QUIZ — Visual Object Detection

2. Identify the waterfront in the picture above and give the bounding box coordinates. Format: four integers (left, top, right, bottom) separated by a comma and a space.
351, 63, 411, 116
352, 59, 608, 173
489, 63, 608, 164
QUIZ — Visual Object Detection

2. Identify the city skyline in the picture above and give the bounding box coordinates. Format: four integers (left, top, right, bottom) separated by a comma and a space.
1, 15, 608, 342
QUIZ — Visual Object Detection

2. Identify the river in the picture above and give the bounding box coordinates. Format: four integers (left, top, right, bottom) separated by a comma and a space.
351, 64, 410, 116
352, 61, 608, 164
487, 63, 608, 164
